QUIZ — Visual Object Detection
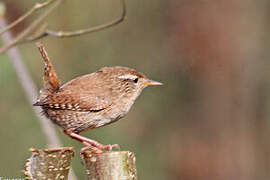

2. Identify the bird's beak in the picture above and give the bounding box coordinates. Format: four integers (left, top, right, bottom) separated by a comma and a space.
144, 79, 163, 86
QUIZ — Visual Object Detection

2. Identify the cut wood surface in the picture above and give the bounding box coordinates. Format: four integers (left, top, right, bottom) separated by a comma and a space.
24, 147, 74, 180
81, 151, 137, 180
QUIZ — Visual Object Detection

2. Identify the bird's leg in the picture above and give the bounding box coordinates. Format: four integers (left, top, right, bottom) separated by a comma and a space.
80, 141, 102, 154
64, 131, 120, 151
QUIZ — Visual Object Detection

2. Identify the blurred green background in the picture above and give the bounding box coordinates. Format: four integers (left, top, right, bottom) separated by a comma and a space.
1, 0, 270, 179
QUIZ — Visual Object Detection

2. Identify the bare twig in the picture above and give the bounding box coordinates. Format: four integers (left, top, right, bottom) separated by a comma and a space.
0, 0, 64, 54
27, 0, 126, 40
24, 147, 74, 180
0, 0, 126, 53
81, 151, 137, 180
0, 18, 78, 180
0, 0, 55, 35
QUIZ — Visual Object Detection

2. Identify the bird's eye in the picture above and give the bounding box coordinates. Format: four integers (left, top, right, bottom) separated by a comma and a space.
133, 78, 138, 83
118, 74, 139, 83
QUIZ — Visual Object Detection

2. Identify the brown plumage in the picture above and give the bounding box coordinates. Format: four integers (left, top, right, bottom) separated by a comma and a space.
34, 43, 162, 153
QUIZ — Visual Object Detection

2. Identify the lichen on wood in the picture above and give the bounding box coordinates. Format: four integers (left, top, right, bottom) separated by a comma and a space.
24, 147, 74, 180
81, 151, 137, 180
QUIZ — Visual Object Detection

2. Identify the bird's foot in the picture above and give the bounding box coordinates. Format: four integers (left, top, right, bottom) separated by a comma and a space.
98, 143, 120, 151
80, 141, 103, 154
80, 141, 120, 154
65, 131, 120, 153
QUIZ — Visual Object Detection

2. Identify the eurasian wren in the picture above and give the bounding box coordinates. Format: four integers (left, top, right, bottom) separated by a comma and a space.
34, 43, 162, 153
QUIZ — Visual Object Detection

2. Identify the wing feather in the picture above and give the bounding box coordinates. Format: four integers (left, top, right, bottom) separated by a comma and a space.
35, 92, 111, 111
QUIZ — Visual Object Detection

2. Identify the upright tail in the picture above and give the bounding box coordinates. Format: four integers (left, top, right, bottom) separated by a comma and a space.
36, 43, 60, 101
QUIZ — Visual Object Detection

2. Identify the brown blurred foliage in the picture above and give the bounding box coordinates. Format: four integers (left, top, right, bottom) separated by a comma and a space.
168, 0, 270, 179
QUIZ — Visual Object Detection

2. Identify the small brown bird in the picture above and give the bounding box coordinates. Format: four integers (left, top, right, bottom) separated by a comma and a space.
34, 43, 162, 153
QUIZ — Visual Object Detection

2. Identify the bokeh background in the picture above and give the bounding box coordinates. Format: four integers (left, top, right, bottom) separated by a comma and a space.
1, 0, 270, 179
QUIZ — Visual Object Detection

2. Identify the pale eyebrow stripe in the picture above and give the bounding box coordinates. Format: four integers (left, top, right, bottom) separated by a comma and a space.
118, 74, 137, 80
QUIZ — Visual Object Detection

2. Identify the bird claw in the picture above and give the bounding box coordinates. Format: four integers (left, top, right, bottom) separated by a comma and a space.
80, 145, 103, 154
80, 142, 120, 154
102, 144, 120, 151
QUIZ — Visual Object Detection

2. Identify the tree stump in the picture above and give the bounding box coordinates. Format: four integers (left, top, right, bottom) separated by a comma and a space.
81, 151, 137, 180
24, 147, 74, 180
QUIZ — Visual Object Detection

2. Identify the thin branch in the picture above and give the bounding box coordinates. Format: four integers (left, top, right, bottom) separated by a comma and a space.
27, 0, 126, 40
0, 0, 65, 54
0, 17, 78, 180
0, 0, 55, 35
0, 0, 126, 53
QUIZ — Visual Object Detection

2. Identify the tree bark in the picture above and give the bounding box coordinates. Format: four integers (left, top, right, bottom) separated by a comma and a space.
81, 151, 137, 180
24, 147, 74, 180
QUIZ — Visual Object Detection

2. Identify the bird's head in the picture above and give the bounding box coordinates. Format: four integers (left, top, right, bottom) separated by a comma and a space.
98, 66, 162, 99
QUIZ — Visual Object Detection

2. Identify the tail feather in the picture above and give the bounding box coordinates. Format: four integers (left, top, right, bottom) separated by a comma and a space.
37, 42, 60, 94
